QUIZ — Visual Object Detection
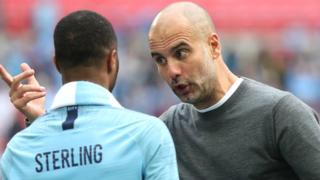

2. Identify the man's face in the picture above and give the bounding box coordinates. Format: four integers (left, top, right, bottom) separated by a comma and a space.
149, 21, 216, 107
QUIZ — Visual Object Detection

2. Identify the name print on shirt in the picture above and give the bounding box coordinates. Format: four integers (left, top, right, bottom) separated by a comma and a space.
35, 144, 103, 173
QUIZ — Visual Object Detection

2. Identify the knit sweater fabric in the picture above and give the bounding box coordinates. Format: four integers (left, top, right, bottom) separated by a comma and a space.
160, 78, 320, 180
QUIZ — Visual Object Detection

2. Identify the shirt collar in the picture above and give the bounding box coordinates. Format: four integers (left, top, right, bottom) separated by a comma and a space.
194, 77, 243, 113
50, 81, 123, 110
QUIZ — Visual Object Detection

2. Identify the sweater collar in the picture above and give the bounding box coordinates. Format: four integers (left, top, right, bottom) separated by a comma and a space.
194, 78, 243, 113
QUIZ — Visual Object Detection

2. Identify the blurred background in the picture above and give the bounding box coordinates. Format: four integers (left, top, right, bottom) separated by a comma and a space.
0, 0, 319, 157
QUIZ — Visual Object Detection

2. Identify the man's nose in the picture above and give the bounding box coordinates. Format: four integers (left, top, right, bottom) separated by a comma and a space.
167, 60, 182, 80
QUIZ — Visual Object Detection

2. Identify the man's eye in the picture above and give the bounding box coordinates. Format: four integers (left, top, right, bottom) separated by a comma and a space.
155, 57, 167, 65
175, 49, 188, 59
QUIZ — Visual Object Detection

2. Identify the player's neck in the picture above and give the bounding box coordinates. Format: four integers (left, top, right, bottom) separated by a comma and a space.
61, 66, 111, 91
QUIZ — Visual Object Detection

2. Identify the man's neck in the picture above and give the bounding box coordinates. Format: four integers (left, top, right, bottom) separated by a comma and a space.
194, 60, 238, 109
61, 66, 110, 91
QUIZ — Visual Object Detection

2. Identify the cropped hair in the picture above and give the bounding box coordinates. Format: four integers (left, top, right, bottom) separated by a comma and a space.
54, 10, 117, 69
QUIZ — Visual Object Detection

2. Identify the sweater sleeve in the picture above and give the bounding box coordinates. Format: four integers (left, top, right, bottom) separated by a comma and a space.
274, 94, 320, 180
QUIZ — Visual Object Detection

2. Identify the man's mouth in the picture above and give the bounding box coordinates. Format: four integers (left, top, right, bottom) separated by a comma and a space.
174, 84, 190, 96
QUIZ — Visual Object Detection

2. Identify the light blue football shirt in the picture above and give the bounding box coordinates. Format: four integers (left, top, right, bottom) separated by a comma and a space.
0, 81, 179, 180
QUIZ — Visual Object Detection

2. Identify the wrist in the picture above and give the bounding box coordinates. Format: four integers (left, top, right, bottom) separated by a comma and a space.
25, 118, 32, 127
25, 110, 46, 125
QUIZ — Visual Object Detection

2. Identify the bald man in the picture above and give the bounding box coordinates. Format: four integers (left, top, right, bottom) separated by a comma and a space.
1, 2, 320, 180
149, 2, 320, 180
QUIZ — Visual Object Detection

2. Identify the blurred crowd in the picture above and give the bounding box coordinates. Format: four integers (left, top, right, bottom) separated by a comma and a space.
0, 1, 320, 158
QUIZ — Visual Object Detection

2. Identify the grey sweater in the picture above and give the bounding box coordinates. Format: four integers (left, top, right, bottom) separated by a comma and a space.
160, 78, 320, 180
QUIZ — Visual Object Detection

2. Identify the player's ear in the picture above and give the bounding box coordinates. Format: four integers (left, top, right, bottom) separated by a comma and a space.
53, 56, 61, 73
107, 49, 118, 74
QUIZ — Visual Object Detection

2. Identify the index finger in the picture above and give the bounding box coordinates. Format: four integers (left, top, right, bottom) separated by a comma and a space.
20, 63, 40, 86
11, 69, 35, 91
0, 64, 13, 86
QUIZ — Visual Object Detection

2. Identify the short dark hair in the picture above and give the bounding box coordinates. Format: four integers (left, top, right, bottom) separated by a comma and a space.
54, 10, 117, 69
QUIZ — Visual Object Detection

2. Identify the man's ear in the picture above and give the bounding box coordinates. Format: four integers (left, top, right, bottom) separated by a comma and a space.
107, 49, 118, 74
208, 33, 221, 59
53, 56, 61, 73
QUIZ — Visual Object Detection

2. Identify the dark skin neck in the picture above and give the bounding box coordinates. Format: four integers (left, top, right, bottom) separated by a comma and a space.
60, 65, 111, 91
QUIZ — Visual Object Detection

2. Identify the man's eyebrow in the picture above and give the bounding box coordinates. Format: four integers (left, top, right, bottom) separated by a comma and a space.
150, 42, 189, 57
151, 52, 162, 57
170, 42, 189, 54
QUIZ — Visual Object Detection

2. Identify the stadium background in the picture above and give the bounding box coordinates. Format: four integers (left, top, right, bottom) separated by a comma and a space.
0, 0, 320, 158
